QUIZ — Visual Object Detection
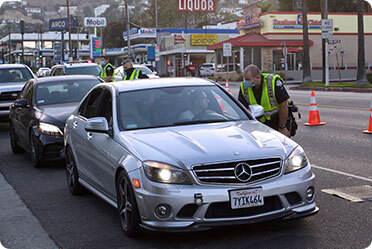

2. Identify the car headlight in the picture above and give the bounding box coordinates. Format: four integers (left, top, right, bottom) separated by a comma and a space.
38, 122, 63, 137
284, 146, 309, 174
143, 161, 192, 185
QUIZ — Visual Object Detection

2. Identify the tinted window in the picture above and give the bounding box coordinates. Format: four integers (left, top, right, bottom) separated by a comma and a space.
98, 90, 112, 124
35, 79, 101, 106
65, 65, 101, 76
80, 88, 104, 118
0, 68, 33, 83
118, 85, 250, 131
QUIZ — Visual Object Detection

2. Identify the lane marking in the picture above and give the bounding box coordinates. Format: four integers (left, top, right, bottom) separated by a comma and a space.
312, 165, 372, 183
295, 102, 369, 111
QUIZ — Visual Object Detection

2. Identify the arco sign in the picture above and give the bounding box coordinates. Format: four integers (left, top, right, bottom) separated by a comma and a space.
49, 18, 75, 31
84, 17, 107, 27
177, 0, 215, 12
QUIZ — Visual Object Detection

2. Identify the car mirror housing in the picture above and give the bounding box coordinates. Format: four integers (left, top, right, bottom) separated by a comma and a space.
85, 117, 110, 133
249, 104, 265, 118
14, 99, 27, 108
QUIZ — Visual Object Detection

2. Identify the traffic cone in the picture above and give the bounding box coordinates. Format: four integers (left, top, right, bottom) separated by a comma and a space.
225, 80, 231, 93
304, 91, 326, 126
363, 97, 372, 134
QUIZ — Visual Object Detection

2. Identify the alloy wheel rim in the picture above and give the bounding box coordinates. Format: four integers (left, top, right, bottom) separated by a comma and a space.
66, 151, 75, 188
30, 136, 36, 163
118, 177, 133, 230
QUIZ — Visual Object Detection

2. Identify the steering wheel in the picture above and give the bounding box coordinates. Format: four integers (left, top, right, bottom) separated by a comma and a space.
192, 110, 229, 121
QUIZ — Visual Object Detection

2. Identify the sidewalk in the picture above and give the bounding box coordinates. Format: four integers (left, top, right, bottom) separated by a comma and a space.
0, 172, 59, 249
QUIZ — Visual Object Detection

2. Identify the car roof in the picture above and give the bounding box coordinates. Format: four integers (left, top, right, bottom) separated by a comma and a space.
34, 75, 101, 84
109, 77, 216, 92
52, 63, 100, 68
0, 64, 31, 69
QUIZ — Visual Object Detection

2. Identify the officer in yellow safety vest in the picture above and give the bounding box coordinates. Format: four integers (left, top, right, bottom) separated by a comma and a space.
238, 64, 291, 137
100, 56, 115, 82
122, 59, 149, 80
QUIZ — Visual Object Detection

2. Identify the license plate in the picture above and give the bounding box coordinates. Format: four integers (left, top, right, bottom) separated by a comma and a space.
229, 187, 264, 209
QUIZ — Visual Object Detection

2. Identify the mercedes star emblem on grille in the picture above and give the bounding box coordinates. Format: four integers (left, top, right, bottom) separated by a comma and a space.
234, 163, 252, 182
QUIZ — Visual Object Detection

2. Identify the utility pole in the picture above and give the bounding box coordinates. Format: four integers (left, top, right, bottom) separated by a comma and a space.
8, 26, 11, 64
67, 0, 73, 61
20, 20, 24, 64
155, 0, 159, 70
324, 0, 329, 86
125, 0, 131, 58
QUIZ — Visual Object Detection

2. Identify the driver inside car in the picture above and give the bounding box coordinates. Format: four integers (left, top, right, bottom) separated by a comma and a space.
179, 90, 210, 121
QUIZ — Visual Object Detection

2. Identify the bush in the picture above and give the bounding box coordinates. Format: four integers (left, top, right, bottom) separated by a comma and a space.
367, 72, 372, 84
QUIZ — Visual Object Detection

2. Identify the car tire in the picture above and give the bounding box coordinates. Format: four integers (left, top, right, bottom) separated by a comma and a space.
116, 171, 141, 237
65, 147, 84, 195
9, 122, 24, 154
30, 132, 42, 168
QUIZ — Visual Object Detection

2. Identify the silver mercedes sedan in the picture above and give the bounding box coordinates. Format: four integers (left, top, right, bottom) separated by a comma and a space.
64, 78, 318, 237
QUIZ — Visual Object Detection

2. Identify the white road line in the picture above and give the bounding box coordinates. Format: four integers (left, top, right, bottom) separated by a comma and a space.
312, 165, 372, 183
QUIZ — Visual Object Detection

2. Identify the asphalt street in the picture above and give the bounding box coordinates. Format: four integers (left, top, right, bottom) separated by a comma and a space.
0, 85, 371, 249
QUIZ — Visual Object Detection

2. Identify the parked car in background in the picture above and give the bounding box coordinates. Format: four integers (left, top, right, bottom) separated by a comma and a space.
36, 67, 51, 77
0, 64, 35, 121
64, 78, 318, 237
50, 63, 102, 77
9, 75, 102, 168
199, 63, 215, 77
114, 64, 159, 81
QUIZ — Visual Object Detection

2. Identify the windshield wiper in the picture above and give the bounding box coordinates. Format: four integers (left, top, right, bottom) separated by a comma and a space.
172, 119, 229, 126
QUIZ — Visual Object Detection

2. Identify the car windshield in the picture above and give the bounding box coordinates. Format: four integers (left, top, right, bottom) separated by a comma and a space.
65, 65, 101, 76
0, 68, 33, 83
35, 79, 101, 106
118, 85, 250, 131
136, 66, 153, 75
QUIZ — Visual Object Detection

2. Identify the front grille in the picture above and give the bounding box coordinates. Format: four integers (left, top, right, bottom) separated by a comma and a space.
42, 144, 64, 158
205, 196, 282, 218
176, 204, 199, 218
0, 91, 20, 101
192, 158, 282, 184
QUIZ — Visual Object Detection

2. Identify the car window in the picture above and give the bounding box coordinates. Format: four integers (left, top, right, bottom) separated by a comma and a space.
0, 68, 33, 83
18, 81, 33, 99
35, 79, 101, 106
52, 68, 63, 76
65, 65, 101, 76
118, 85, 250, 131
98, 90, 112, 125
80, 88, 104, 119
136, 66, 153, 75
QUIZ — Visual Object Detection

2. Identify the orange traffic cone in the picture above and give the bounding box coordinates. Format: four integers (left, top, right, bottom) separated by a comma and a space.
304, 91, 326, 126
225, 80, 231, 93
363, 97, 372, 134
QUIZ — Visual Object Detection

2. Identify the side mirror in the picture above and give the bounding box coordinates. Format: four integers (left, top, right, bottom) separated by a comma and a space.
14, 98, 27, 108
249, 104, 265, 118
85, 117, 110, 133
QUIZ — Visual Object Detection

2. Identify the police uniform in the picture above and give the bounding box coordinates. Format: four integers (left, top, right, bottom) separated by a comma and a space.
123, 68, 149, 80
238, 73, 289, 130
100, 63, 115, 82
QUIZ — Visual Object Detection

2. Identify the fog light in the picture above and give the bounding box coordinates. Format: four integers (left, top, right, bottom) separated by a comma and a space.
155, 204, 171, 219
306, 187, 315, 201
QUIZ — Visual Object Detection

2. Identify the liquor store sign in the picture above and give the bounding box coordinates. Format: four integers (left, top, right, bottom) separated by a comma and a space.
190, 34, 217, 46
177, 0, 215, 12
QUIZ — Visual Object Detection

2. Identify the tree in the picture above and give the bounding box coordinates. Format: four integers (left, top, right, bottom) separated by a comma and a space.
102, 22, 126, 48
302, 0, 312, 83
356, 0, 368, 85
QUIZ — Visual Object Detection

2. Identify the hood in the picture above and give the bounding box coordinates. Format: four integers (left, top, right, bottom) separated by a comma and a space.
120, 120, 298, 169
0, 82, 28, 93
37, 102, 79, 127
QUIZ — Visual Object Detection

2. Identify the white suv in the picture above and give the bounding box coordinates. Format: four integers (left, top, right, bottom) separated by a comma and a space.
199, 63, 215, 77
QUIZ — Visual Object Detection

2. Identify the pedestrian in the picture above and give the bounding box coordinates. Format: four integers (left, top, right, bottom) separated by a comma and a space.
122, 59, 149, 80
238, 64, 291, 137
100, 56, 115, 82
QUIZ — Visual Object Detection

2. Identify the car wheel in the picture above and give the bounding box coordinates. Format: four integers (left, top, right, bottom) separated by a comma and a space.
116, 171, 141, 237
9, 122, 24, 153
30, 133, 42, 168
65, 147, 83, 195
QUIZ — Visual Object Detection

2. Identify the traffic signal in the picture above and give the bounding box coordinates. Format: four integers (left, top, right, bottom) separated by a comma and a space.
39, 53, 43, 65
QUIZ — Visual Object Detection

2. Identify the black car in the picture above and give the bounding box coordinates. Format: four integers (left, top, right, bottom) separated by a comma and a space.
9, 75, 103, 168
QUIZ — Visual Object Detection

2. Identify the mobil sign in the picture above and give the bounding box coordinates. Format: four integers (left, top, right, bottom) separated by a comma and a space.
84, 17, 107, 27
177, 0, 215, 12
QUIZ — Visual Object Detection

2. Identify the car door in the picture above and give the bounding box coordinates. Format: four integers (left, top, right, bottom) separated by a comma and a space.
71, 88, 104, 183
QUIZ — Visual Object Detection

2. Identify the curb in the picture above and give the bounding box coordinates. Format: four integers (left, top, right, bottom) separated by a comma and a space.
289, 86, 372, 93
0, 172, 59, 249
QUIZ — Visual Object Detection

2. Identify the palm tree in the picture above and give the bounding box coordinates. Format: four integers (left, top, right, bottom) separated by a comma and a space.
302, 0, 312, 83
356, 0, 368, 85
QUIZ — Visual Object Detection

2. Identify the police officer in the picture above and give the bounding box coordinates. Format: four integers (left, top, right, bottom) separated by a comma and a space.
238, 64, 290, 137
122, 59, 149, 80
100, 56, 115, 82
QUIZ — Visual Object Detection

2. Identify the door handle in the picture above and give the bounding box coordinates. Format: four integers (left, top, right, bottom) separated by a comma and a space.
73, 121, 78, 129
86, 132, 93, 140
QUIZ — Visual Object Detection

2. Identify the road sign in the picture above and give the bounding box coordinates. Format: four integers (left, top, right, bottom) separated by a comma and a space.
322, 31, 333, 39
223, 43, 232, 57
84, 17, 107, 27
328, 40, 341, 45
49, 18, 75, 31
321, 19, 333, 32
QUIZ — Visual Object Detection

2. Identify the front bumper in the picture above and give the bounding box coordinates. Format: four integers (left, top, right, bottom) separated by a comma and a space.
0, 101, 12, 120
33, 131, 65, 161
129, 165, 318, 232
